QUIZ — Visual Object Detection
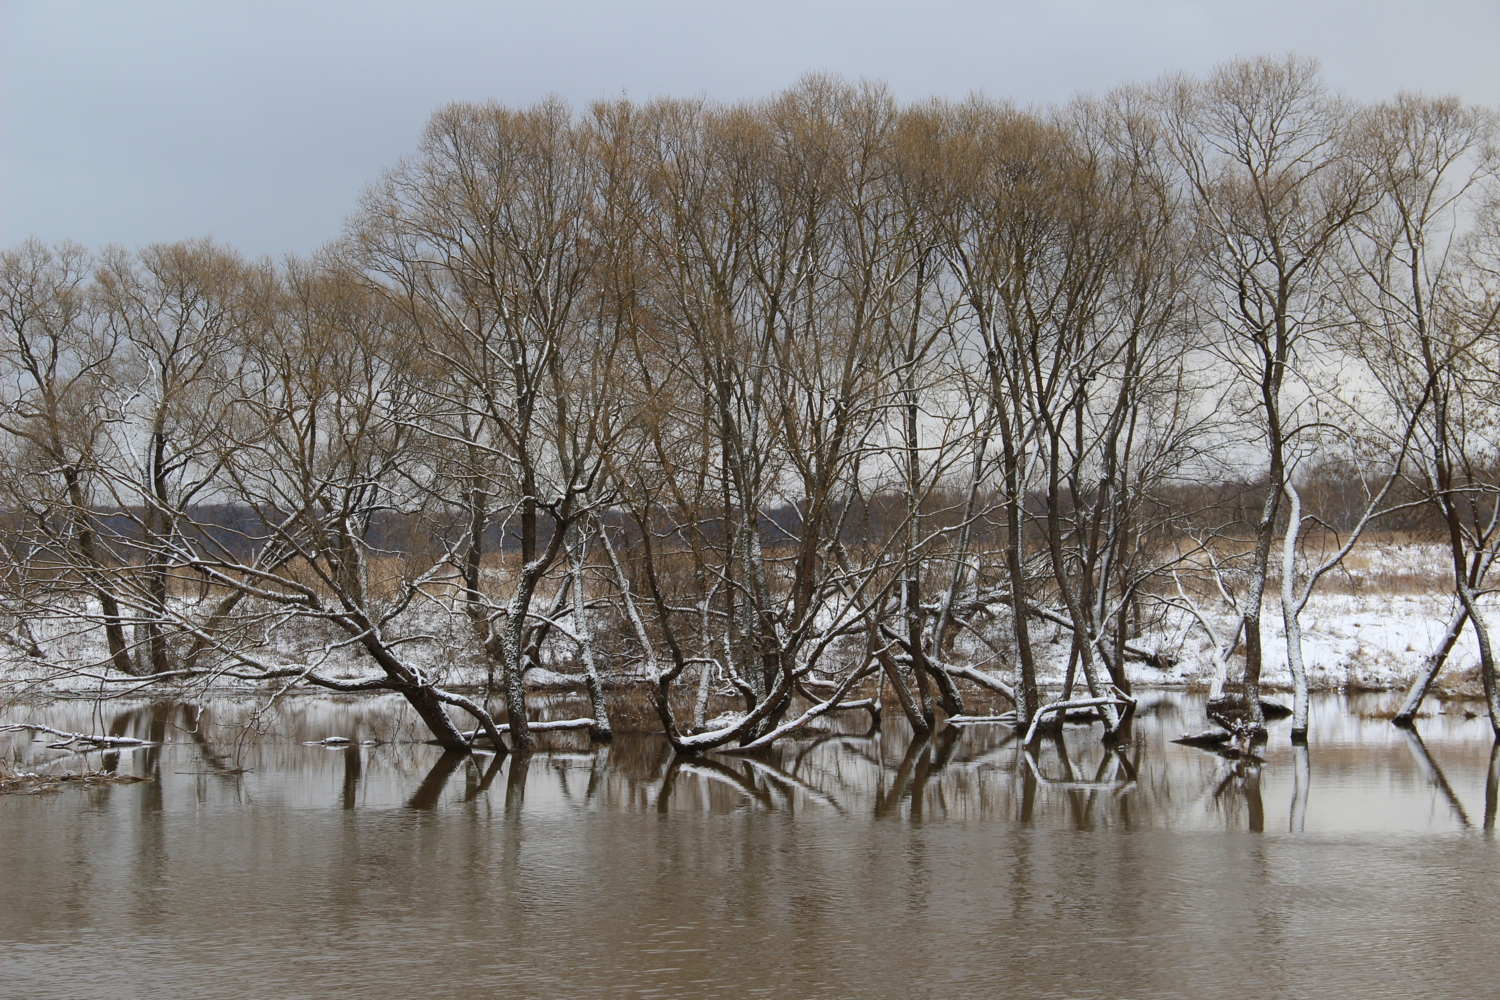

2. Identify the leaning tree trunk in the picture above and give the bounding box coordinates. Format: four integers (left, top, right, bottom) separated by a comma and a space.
1459, 585, 1500, 737
1394, 606, 1469, 726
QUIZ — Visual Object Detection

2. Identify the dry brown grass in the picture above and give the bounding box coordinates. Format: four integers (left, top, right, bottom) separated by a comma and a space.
1166, 529, 1454, 599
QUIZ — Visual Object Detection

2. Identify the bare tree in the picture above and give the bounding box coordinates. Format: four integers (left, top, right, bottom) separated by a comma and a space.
152, 262, 507, 751
10, 70, 1499, 758
1160, 56, 1376, 738
352, 97, 625, 752
91, 239, 252, 674
1343, 95, 1500, 727
0, 240, 135, 675
607, 80, 968, 752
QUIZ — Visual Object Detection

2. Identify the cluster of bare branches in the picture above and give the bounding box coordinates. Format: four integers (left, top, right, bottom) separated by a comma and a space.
3, 57, 1499, 752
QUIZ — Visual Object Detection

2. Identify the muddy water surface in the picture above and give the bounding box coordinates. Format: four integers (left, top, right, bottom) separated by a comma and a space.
3, 692, 1499, 999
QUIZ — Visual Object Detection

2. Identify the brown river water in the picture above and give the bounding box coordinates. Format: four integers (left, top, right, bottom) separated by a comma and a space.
3, 690, 1499, 999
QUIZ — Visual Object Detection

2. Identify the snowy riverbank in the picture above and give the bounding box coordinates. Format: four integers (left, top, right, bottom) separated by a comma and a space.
2, 541, 1488, 706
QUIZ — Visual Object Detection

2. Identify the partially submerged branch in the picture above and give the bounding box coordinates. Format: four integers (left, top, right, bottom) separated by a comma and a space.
0, 724, 154, 748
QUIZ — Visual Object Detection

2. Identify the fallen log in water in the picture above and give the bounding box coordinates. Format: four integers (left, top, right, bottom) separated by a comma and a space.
1023, 690, 1136, 745
1172, 729, 1233, 749
1205, 694, 1292, 732
0, 724, 155, 748
947, 713, 1020, 727
441, 718, 598, 746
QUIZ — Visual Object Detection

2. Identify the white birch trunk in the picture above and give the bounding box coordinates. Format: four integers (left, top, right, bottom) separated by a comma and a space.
569, 536, 611, 741
1280, 483, 1310, 740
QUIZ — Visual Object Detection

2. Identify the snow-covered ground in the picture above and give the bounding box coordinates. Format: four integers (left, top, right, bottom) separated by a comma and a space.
1, 540, 1489, 702
1146, 590, 1479, 693
1133, 539, 1487, 697
944, 540, 1489, 698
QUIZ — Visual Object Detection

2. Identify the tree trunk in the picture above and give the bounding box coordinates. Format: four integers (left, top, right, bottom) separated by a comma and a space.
404, 684, 470, 753
63, 467, 134, 675
1280, 483, 1310, 742
1001, 445, 1039, 728
569, 536, 612, 742
1237, 482, 1280, 737
1460, 586, 1500, 737
1394, 606, 1469, 726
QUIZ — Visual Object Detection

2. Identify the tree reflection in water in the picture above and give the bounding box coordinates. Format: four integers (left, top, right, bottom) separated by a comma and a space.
1399, 724, 1472, 829
7, 691, 1500, 834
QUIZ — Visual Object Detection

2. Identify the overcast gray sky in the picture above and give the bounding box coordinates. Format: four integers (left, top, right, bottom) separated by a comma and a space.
5, 0, 1500, 258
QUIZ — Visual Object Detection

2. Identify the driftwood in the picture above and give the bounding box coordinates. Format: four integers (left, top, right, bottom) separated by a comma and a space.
445, 718, 597, 746
1171, 729, 1263, 761
1023, 690, 1136, 745
0, 724, 154, 748
949, 702, 1131, 732
1205, 695, 1291, 731
947, 713, 1020, 727
1172, 729, 1233, 749
1176, 694, 1286, 757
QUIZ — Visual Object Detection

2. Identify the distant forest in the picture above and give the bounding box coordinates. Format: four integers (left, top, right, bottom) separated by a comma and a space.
3, 56, 1499, 752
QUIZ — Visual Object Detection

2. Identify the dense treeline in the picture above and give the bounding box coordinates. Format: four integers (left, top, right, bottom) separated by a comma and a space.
3, 57, 1500, 752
